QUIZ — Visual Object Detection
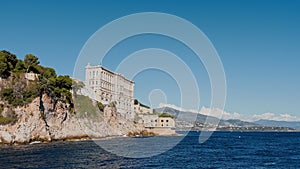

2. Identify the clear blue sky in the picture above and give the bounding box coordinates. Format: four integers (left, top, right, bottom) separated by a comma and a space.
1, 0, 299, 119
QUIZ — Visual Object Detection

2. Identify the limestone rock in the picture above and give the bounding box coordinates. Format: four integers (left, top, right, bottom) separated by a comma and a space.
0, 94, 143, 145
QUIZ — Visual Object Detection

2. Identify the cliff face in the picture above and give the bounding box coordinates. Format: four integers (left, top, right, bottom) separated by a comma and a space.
0, 94, 143, 144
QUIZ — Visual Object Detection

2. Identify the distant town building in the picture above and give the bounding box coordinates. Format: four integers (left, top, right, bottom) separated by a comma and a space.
85, 63, 134, 118
140, 114, 176, 135
158, 117, 175, 127
134, 102, 153, 114
139, 114, 158, 127
139, 114, 175, 128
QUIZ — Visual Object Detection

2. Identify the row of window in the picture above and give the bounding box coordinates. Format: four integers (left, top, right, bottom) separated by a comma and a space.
147, 119, 171, 127
149, 119, 169, 123
89, 70, 114, 83
89, 80, 114, 90
117, 101, 132, 110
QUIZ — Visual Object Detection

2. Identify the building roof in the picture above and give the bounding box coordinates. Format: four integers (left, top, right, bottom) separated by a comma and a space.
86, 64, 134, 83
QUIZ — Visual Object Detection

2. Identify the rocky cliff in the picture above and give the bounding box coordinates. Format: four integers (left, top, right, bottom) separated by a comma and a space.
0, 93, 144, 145
0, 50, 146, 144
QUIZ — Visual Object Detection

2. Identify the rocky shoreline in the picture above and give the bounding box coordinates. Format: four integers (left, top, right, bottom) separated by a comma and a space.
0, 93, 145, 145
0, 130, 172, 146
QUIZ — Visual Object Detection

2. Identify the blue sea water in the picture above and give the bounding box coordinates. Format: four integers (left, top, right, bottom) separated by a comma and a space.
0, 132, 299, 169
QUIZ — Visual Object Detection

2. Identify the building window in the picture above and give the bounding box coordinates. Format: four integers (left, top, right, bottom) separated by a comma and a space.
161, 120, 164, 122
166, 120, 169, 122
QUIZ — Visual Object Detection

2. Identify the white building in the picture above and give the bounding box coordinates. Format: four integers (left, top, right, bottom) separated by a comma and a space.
158, 117, 175, 127
134, 102, 153, 114
85, 63, 134, 118
25, 73, 38, 81
140, 114, 176, 135
139, 114, 175, 128
139, 114, 158, 127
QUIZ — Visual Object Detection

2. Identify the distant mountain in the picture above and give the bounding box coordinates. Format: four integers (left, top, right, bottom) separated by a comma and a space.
254, 119, 300, 130
155, 107, 258, 128
155, 106, 297, 131
224, 119, 258, 127
155, 106, 220, 123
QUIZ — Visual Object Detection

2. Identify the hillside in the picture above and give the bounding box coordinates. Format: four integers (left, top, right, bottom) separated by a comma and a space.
155, 106, 297, 131
0, 50, 143, 145
254, 119, 300, 130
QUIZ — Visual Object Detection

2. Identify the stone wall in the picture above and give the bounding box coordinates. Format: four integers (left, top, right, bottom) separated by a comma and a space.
145, 127, 176, 136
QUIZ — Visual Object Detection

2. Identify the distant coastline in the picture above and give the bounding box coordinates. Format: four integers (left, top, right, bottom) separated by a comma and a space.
1, 50, 299, 146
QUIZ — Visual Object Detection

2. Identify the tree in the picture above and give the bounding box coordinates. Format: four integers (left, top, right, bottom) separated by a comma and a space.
0, 51, 18, 78
24, 54, 39, 73
13, 60, 26, 72
0, 50, 75, 108
41, 67, 57, 79
0, 50, 17, 70
56, 75, 72, 90
0, 55, 9, 78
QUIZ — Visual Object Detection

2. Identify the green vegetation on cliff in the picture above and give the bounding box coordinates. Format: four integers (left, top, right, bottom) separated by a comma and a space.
0, 50, 73, 106
134, 99, 150, 109
0, 50, 74, 125
159, 112, 174, 118
0, 107, 17, 125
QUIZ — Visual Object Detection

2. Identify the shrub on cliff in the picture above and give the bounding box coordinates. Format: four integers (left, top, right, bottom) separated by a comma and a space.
96, 101, 104, 112
0, 88, 14, 104
159, 112, 174, 118
74, 95, 101, 120
0, 50, 73, 108
134, 99, 150, 109
0, 75, 40, 107
0, 104, 3, 113
0, 108, 17, 125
